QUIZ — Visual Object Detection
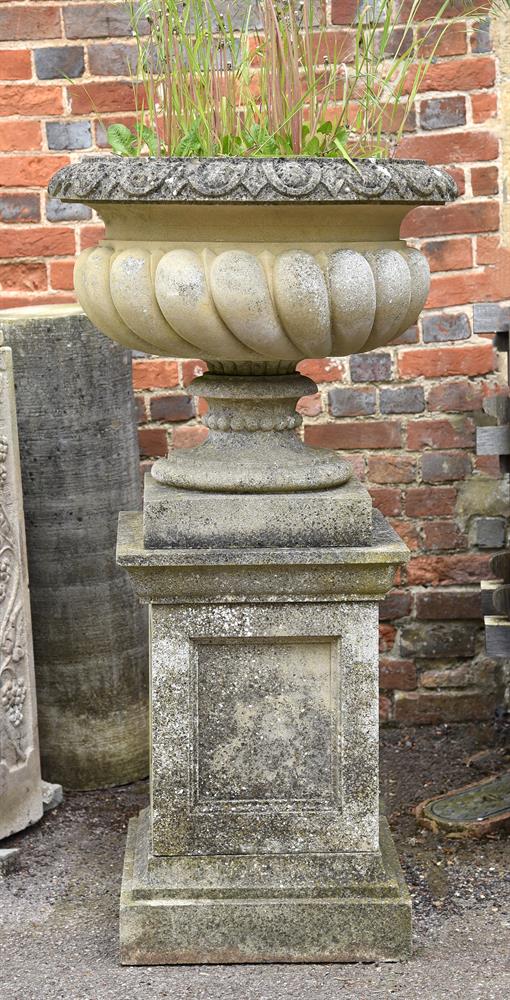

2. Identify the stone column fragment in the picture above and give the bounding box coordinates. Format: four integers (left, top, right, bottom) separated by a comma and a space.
0, 345, 43, 838
0, 307, 148, 790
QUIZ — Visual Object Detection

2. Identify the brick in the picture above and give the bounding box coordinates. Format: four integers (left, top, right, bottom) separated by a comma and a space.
329, 386, 376, 416
471, 92, 497, 123
473, 302, 509, 334
88, 42, 137, 76
405, 486, 457, 518
407, 56, 496, 94
0, 120, 41, 152
79, 223, 105, 250
379, 624, 396, 653
422, 238, 472, 274
134, 396, 146, 424
0, 226, 75, 258
471, 166, 498, 196
46, 121, 92, 150
420, 96, 466, 131
398, 343, 495, 379
471, 18, 491, 53
34, 46, 84, 80
394, 690, 495, 725
379, 590, 412, 621
380, 386, 424, 414
417, 21, 466, 57
296, 393, 322, 417
379, 695, 392, 722
427, 380, 484, 413
416, 589, 482, 620
390, 324, 419, 346
49, 260, 75, 291
0, 193, 40, 224
473, 517, 506, 549
401, 202, 499, 239
474, 455, 501, 478
406, 553, 491, 586
379, 658, 417, 691
367, 454, 416, 484
443, 169, 465, 200
421, 312, 470, 343
376, 27, 413, 58
132, 360, 179, 390
400, 621, 477, 659
181, 359, 208, 385
63, 4, 138, 39
138, 427, 168, 458
0, 9, 61, 42
408, 417, 474, 450
350, 352, 391, 382
298, 358, 344, 383
305, 420, 401, 450
0, 84, 63, 116
399, 130, 499, 165
173, 425, 209, 449
150, 394, 195, 422
0, 155, 70, 189
423, 520, 467, 551
476, 236, 500, 266
420, 665, 481, 690
68, 81, 138, 114
46, 197, 92, 223
331, 0, 359, 23
421, 450, 471, 483
0, 261, 47, 293
427, 268, 508, 310
0, 50, 32, 80
369, 487, 401, 517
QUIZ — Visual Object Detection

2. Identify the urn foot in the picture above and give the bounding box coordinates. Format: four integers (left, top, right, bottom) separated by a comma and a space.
151, 363, 352, 493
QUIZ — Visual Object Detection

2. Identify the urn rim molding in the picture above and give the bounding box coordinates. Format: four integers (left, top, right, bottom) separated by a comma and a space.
48, 155, 457, 206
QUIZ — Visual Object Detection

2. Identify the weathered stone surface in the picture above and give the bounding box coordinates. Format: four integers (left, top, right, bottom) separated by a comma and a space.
150, 600, 379, 856
120, 811, 412, 963
150, 367, 353, 493
0, 307, 148, 790
118, 509, 409, 606
143, 474, 372, 549
0, 346, 43, 839
472, 516, 506, 549
118, 507, 410, 962
48, 156, 457, 206
41, 780, 63, 813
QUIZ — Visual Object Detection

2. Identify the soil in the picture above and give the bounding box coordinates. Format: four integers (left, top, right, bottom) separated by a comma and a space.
1, 721, 509, 1000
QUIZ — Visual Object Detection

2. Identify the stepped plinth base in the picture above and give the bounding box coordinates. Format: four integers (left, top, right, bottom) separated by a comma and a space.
120, 809, 411, 964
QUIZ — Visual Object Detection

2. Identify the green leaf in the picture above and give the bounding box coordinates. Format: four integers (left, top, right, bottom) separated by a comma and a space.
107, 123, 137, 157
138, 124, 159, 156
304, 136, 320, 156
317, 121, 333, 135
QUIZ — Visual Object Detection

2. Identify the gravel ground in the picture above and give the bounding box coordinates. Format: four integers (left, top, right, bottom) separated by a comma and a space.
1, 721, 509, 1000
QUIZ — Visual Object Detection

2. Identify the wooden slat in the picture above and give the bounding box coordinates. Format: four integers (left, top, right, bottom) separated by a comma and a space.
491, 551, 510, 582
476, 424, 510, 456
483, 395, 510, 423
493, 584, 510, 617
484, 616, 510, 657
481, 579, 500, 616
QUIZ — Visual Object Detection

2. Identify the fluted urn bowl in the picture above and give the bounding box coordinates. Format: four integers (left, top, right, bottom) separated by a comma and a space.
49, 157, 456, 492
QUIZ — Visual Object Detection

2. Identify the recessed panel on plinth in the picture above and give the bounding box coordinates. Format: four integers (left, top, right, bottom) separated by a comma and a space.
151, 602, 378, 856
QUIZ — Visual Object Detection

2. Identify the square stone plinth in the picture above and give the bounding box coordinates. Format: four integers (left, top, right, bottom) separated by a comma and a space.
120, 809, 412, 964
143, 473, 372, 549
117, 509, 410, 964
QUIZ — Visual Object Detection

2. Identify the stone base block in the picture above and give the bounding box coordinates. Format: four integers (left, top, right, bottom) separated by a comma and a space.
143, 473, 372, 549
120, 810, 412, 964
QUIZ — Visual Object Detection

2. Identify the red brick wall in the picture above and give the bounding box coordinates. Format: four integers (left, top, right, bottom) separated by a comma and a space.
1, 2, 509, 723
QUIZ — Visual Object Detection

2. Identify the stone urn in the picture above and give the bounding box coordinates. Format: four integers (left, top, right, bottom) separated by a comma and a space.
49, 156, 456, 964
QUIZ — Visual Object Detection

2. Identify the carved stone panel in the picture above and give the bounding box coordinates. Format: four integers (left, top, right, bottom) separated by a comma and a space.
151, 601, 378, 857
0, 346, 42, 838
